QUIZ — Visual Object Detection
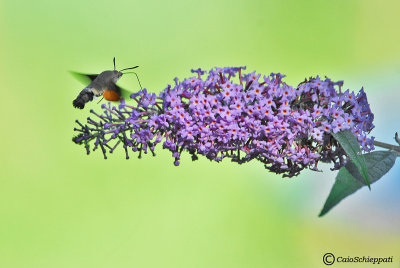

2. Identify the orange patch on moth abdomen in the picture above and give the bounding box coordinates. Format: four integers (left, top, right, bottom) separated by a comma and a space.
103, 89, 120, 101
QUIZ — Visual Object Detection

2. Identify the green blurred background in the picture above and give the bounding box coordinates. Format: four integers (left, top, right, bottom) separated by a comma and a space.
1, 0, 399, 267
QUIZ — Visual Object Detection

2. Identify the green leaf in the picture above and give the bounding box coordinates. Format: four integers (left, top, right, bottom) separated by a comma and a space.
319, 151, 397, 217
332, 130, 370, 189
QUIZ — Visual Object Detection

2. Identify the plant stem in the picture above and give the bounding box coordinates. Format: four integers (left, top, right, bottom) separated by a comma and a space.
373, 140, 400, 156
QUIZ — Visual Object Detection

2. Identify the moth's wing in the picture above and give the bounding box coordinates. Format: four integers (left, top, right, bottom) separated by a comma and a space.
116, 85, 134, 100
70, 71, 98, 85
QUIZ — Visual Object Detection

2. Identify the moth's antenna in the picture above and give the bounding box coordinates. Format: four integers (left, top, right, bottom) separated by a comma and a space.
120, 66, 139, 72
123, 71, 143, 90
113, 57, 116, 71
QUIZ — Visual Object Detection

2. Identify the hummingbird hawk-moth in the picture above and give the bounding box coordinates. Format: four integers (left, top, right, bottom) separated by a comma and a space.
72, 57, 141, 109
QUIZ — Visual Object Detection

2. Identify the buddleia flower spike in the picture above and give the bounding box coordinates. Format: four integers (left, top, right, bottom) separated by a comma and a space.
73, 67, 375, 177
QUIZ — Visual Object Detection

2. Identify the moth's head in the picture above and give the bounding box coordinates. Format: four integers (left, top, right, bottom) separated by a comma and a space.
98, 70, 123, 84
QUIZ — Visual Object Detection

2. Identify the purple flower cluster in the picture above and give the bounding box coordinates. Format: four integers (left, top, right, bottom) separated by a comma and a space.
73, 67, 375, 177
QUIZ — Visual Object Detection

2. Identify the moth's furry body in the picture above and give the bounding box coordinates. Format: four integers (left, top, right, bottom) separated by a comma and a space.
73, 70, 122, 109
